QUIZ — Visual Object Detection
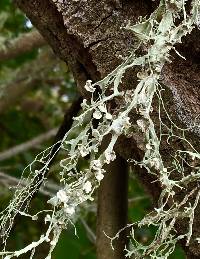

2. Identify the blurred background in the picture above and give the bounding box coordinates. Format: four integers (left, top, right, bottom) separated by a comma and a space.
0, 1, 185, 258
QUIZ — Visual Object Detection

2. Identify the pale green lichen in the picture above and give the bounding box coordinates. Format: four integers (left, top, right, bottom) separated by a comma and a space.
0, 0, 200, 258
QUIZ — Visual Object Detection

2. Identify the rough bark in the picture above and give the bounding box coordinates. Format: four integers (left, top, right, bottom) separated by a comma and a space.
14, 0, 200, 257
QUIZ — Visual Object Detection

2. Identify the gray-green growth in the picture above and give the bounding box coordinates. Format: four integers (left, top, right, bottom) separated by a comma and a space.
0, 0, 200, 258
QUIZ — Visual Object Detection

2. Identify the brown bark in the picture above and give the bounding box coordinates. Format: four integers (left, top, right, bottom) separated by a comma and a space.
96, 155, 128, 259
0, 30, 46, 61
14, 0, 200, 257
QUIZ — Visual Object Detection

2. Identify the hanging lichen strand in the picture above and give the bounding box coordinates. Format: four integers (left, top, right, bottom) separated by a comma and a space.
0, 0, 200, 258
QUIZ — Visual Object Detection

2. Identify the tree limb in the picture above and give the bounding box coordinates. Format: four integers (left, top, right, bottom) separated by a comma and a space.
0, 171, 59, 197
0, 49, 57, 114
0, 30, 46, 61
0, 128, 58, 161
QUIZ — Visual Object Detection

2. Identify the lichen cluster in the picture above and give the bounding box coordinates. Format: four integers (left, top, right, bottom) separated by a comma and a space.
0, 0, 200, 258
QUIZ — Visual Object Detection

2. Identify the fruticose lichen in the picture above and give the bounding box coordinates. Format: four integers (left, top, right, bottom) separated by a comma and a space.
1, 0, 200, 258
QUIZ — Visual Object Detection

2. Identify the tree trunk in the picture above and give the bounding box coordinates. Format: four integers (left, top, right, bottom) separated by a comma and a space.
96, 155, 128, 259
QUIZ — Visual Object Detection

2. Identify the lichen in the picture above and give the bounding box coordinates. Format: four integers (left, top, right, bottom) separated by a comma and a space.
1, 0, 200, 258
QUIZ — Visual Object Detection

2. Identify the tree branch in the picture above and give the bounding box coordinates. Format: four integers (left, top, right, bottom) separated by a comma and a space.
0, 30, 46, 61
0, 171, 59, 197
0, 128, 58, 161
0, 49, 57, 114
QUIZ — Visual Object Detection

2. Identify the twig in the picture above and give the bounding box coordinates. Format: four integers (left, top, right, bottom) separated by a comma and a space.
0, 171, 60, 197
0, 128, 58, 161
80, 218, 96, 244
